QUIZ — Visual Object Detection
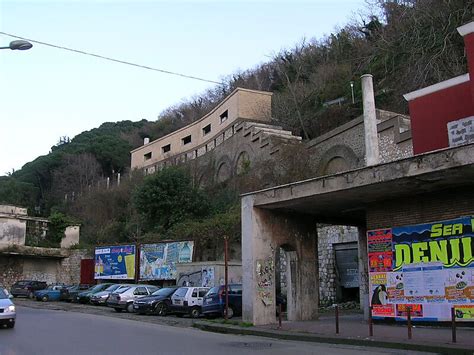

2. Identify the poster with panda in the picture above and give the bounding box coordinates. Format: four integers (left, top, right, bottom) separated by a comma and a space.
369, 272, 395, 317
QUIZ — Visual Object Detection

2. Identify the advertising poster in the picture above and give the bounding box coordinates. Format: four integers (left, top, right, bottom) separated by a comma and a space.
140, 241, 194, 280
368, 229, 393, 272
94, 245, 136, 280
396, 304, 423, 318
368, 216, 474, 321
201, 266, 215, 287
455, 305, 474, 320
370, 273, 395, 316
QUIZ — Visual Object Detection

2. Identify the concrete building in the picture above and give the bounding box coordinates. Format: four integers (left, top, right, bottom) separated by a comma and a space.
241, 21, 474, 326
0, 205, 89, 289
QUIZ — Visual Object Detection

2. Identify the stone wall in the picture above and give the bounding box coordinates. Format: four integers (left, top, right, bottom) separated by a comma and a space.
0, 249, 92, 289
317, 225, 359, 305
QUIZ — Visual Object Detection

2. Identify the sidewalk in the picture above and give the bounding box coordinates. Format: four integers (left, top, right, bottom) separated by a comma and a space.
194, 312, 474, 354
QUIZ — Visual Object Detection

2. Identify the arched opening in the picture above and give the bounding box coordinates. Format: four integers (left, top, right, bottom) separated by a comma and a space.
324, 156, 349, 175
216, 162, 231, 183
235, 151, 251, 175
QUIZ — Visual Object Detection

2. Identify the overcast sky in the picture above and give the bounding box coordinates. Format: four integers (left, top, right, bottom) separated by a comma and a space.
0, 0, 367, 176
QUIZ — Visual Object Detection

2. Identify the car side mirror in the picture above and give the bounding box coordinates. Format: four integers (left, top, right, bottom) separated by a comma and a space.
8, 295, 13, 299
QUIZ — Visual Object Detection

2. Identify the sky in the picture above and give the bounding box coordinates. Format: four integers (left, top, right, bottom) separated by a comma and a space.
0, 0, 368, 176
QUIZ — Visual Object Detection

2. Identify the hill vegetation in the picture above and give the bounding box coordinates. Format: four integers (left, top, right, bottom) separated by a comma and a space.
0, 0, 471, 248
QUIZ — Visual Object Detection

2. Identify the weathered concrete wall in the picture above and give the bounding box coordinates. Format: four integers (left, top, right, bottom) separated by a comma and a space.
176, 261, 242, 287
22, 258, 59, 285
0, 205, 27, 216
61, 226, 80, 248
242, 195, 319, 325
0, 218, 26, 245
0, 256, 23, 289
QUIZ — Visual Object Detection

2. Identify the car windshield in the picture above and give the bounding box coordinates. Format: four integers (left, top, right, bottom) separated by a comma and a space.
105, 284, 120, 292
88, 284, 105, 292
0, 289, 8, 299
151, 288, 176, 296
207, 287, 219, 296
46, 285, 57, 290
15, 281, 28, 286
115, 286, 130, 294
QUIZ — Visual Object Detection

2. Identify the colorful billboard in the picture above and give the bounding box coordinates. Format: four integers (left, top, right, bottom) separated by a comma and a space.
94, 245, 136, 280
139, 241, 194, 281
368, 216, 474, 321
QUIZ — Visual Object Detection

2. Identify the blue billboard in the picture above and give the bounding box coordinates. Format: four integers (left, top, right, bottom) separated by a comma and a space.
94, 245, 136, 280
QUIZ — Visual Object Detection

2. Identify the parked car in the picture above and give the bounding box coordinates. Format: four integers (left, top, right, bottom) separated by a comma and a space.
202, 284, 242, 319
170, 286, 210, 318
0, 287, 16, 329
89, 284, 123, 306
34, 284, 67, 302
60, 284, 93, 302
106, 284, 159, 313
133, 287, 177, 315
76, 283, 115, 304
10, 280, 47, 298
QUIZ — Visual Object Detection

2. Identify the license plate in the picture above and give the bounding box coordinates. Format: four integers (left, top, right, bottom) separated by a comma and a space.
175, 300, 181, 305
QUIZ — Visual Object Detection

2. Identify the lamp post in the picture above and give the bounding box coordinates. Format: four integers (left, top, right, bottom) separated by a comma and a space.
0, 40, 33, 51
350, 81, 355, 104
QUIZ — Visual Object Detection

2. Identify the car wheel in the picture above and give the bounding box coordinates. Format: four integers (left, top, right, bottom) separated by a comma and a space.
223, 306, 234, 319
189, 306, 201, 318
114, 308, 123, 313
41, 295, 49, 302
126, 303, 134, 313
154, 302, 168, 316
28, 292, 34, 299
6, 322, 15, 329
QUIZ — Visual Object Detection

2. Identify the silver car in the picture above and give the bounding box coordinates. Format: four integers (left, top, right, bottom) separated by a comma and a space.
106, 284, 158, 313
0, 287, 16, 328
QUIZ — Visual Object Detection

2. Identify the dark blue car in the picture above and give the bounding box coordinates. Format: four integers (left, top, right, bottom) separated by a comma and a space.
202, 284, 242, 319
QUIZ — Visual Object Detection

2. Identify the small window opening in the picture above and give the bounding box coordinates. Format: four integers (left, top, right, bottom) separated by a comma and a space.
202, 124, 211, 135
144, 152, 152, 161
220, 110, 228, 123
182, 135, 192, 145
162, 144, 171, 153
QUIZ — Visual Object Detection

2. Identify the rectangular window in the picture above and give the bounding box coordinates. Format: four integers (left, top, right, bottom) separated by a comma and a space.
162, 144, 171, 153
182, 135, 192, 145
202, 123, 211, 135
144, 152, 152, 161
220, 110, 228, 123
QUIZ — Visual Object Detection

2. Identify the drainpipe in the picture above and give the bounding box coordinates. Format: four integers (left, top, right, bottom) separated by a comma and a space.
361, 74, 380, 166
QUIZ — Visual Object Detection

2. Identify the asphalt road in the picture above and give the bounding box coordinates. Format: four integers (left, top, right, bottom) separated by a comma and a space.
0, 306, 432, 355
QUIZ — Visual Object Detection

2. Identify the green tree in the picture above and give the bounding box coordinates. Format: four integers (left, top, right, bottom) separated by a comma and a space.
133, 167, 211, 231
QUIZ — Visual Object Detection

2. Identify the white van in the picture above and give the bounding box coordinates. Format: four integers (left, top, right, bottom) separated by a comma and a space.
170, 286, 209, 318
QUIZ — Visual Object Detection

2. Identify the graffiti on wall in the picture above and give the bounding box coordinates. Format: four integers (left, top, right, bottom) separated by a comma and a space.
256, 258, 274, 306
177, 266, 215, 287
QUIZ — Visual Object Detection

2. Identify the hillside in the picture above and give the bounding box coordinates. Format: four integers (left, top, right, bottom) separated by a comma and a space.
0, 0, 471, 246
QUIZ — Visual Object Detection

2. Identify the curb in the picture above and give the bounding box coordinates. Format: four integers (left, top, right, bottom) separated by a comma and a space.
193, 322, 474, 355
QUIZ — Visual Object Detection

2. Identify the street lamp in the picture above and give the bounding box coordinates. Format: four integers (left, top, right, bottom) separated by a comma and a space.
350, 81, 355, 104
0, 40, 33, 51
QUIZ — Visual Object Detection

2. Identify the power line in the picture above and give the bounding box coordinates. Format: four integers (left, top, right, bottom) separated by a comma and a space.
0, 31, 224, 86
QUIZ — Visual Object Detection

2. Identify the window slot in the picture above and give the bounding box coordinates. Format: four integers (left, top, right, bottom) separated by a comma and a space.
182, 135, 192, 145
162, 144, 171, 153
202, 123, 211, 135
220, 110, 228, 123
144, 152, 152, 161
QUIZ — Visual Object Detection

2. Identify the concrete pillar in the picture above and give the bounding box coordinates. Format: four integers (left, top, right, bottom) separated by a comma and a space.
117, 173, 121, 187
357, 226, 369, 320
242, 195, 319, 325
361, 74, 380, 166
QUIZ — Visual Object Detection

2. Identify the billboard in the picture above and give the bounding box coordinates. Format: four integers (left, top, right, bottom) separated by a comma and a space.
368, 216, 474, 321
139, 241, 193, 281
94, 245, 136, 280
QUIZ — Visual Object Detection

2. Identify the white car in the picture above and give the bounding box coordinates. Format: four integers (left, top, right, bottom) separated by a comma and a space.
170, 287, 210, 318
0, 287, 16, 329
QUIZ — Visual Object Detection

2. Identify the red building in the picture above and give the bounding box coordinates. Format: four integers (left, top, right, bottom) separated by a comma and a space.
404, 21, 474, 154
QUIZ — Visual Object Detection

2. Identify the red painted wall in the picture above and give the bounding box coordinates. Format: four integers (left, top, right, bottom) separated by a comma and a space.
408, 81, 472, 154
80, 259, 95, 284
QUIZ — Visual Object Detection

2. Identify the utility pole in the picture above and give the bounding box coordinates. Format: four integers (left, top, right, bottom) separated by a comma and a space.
224, 236, 229, 320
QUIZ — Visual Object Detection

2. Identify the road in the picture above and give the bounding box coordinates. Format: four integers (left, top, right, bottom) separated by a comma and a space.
0, 306, 432, 355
